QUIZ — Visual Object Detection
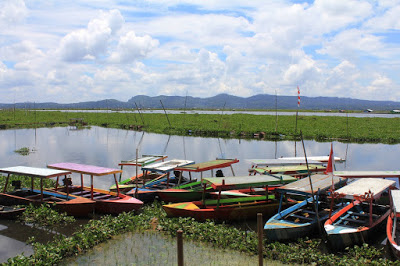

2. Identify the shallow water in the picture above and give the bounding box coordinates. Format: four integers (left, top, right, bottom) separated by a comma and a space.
62, 231, 283, 266
0, 126, 399, 262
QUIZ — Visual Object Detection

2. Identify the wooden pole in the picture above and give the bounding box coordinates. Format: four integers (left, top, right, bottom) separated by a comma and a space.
160, 100, 171, 127
134, 102, 145, 125
257, 213, 264, 266
177, 230, 184, 266
300, 131, 324, 237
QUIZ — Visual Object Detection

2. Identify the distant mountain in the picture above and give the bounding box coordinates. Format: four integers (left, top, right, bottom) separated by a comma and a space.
1, 94, 400, 111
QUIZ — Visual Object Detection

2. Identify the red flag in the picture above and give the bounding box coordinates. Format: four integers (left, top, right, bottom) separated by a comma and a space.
297, 86, 300, 107
324, 143, 334, 174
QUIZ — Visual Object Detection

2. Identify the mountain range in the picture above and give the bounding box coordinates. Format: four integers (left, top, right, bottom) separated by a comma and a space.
1, 94, 400, 111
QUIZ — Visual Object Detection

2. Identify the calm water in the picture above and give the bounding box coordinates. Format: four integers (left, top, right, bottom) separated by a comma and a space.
44, 109, 400, 118
0, 126, 399, 262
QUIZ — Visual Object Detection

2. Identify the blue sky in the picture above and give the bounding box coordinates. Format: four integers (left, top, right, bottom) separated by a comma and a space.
1, 0, 400, 103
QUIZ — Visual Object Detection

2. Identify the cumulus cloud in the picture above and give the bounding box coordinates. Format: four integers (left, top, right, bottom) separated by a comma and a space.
58, 9, 124, 61
109, 31, 159, 63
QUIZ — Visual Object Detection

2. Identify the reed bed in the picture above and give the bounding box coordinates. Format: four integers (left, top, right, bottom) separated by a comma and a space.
1, 109, 400, 143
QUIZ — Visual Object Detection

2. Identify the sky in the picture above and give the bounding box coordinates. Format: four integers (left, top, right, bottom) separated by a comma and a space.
1, 0, 400, 104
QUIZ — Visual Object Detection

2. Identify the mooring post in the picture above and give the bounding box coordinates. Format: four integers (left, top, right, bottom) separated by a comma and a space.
177, 229, 184, 266
257, 213, 263, 266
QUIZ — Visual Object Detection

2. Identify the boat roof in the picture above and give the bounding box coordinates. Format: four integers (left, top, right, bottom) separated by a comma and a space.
336, 178, 396, 199
119, 155, 168, 166
334, 171, 400, 178
278, 156, 344, 163
47, 162, 122, 176
203, 174, 296, 190
141, 159, 194, 173
252, 164, 326, 174
247, 159, 324, 166
0, 166, 71, 178
391, 190, 400, 213
174, 158, 239, 172
277, 174, 346, 195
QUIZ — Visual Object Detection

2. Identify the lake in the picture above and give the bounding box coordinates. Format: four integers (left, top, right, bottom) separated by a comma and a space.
0, 126, 399, 262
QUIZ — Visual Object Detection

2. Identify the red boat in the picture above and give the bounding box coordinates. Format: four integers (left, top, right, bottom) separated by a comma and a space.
0, 166, 95, 217
47, 162, 143, 215
387, 190, 400, 259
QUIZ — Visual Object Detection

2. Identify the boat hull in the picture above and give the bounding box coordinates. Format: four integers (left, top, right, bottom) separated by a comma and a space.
0, 205, 26, 219
163, 196, 287, 222
386, 212, 400, 259
324, 201, 390, 250
0, 190, 95, 217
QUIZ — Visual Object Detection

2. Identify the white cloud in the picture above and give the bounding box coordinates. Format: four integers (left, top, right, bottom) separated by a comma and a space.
58, 9, 124, 61
109, 31, 159, 63
0, 0, 28, 28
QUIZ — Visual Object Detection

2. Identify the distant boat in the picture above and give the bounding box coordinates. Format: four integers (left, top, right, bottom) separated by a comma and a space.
0, 166, 95, 217
324, 178, 395, 250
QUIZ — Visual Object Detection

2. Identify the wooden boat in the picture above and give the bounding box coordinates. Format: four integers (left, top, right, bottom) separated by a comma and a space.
157, 158, 239, 203
163, 175, 297, 221
250, 164, 326, 177
264, 174, 347, 241
110, 155, 168, 193
0, 205, 25, 219
125, 159, 194, 202
47, 162, 143, 215
0, 166, 95, 217
387, 190, 400, 259
324, 178, 396, 250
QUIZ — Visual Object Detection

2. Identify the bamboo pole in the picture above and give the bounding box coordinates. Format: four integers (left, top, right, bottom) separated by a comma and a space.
134, 102, 145, 125
160, 100, 171, 127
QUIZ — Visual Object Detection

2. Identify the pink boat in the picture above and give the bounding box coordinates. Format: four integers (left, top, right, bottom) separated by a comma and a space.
47, 162, 143, 215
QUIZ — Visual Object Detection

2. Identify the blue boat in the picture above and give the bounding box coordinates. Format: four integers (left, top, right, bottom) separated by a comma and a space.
264, 174, 347, 241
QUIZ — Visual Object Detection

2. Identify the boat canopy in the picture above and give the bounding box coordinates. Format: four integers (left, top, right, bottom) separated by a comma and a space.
119, 155, 168, 167
48, 162, 122, 176
334, 171, 400, 178
335, 178, 395, 200
391, 190, 400, 215
276, 174, 346, 195
174, 158, 239, 172
203, 174, 296, 190
252, 164, 326, 175
247, 159, 323, 166
0, 166, 71, 178
141, 159, 194, 173
278, 156, 345, 163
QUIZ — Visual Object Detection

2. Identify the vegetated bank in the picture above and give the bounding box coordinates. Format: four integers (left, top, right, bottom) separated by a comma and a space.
5, 202, 395, 265
1, 109, 400, 144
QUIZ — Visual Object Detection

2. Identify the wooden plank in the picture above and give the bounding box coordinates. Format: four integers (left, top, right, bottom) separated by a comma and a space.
277, 174, 346, 195
47, 163, 121, 176
174, 159, 239, 172
0, 166, 71, 178
336, 178, 396, 199
142, 159, 194, 173
334, 171, 400, 178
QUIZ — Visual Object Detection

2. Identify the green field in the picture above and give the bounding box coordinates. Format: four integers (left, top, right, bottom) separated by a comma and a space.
1, 109, 399, 143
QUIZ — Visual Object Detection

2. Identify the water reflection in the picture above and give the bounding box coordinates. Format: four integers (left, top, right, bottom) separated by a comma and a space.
1, 127, 400, 190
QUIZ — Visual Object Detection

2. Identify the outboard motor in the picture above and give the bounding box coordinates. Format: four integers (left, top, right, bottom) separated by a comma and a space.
11, 180, 22, 190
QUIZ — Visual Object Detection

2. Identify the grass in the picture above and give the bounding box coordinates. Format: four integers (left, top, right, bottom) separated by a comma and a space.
1, 109, 400, 143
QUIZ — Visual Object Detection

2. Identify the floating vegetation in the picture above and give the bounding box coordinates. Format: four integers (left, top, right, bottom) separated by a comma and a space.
14, 147, 32, 156
19, 204, 75, 227
5, 202, 396, 265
